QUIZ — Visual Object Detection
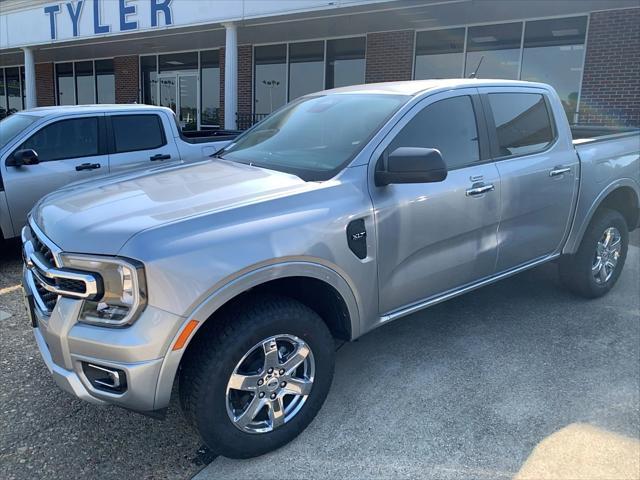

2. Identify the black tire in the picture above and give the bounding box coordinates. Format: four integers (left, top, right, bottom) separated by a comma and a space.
179, 294, 335, 459
560, 208, 629, 298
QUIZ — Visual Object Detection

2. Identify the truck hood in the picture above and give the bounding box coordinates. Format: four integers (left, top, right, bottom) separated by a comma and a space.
32, 159, 309, 254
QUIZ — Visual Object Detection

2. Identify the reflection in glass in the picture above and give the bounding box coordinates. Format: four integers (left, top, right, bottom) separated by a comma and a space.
95, 59, 115, 104
159, 52, 198, 72
289, 41, 324, 100
141, 56, 158, 105
179, 75, 198, 131
6, 67, 23, 113
521, 17, 587, 123
200, 50, 221, 126
254, 44, 287, 114
326, 37, 365, 89
159, 76, 177, 113
75, 61, 95, 104
56, 63, 75, 106
414, 28, 465, 79
465, 23, 522, 79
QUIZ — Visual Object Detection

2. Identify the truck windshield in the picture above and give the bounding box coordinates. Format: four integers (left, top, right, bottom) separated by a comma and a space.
0, 114, 39, 150
220, 94, 408, 181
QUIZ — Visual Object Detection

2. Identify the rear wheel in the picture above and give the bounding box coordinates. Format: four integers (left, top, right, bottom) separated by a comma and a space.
179, 294, 335, 458
560, 208, 629, 298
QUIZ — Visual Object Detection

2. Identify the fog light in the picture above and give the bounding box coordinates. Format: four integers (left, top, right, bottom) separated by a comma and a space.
82, 363, 127, 393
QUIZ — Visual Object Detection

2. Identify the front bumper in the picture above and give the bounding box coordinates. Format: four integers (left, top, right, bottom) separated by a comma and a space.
23, 268, 185, 413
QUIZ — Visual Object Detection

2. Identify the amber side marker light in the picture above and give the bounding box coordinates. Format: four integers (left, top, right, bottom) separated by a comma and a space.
173, 320, 199, 351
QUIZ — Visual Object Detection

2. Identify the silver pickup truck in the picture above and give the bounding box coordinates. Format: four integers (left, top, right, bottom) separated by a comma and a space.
20, 79, 639, 459
0, 105, 236, 240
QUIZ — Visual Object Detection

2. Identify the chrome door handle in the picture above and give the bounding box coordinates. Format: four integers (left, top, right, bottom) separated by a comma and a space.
466, 184, 495, 196
549, 167, 571, 177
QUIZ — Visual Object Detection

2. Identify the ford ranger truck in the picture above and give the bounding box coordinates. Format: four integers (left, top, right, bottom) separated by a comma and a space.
21, 80, 640, 458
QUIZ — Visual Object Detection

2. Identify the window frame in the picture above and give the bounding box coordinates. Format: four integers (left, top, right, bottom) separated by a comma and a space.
106, 113, 167, 154
15, 115, 106, 162
480, 90, 559, 161
384, 93, 492, 172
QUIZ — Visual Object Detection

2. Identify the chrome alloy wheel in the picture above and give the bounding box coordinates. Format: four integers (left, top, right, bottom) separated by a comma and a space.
225, 334, 315, 434
593, 227, 622, 285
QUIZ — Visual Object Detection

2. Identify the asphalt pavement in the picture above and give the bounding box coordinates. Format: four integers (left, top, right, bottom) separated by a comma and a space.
0, 233, 638, 480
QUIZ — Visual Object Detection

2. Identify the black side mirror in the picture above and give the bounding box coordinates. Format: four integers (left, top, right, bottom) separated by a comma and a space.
375, 147, 448, 186
7, 149, 39, 167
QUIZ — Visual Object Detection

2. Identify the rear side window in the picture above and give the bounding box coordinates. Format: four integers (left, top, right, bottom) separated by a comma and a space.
488, 93, 554, 157
111, 115, 165, 153
389, 95, 479, 170
22, 117, 99, 162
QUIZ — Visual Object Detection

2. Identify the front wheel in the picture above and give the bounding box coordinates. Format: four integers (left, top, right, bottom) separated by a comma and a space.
560, 208, 629, 298
179, 294, 335, 458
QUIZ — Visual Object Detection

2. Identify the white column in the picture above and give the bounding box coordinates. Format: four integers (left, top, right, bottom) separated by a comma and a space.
22, 47, 37, 109
223, 22, 238, 130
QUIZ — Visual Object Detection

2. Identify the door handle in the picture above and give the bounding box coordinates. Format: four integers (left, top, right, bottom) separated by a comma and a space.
75, 163, 101, 171
150, 154, 171, 161
466, 184, 495, 197
549, 167, 571, 177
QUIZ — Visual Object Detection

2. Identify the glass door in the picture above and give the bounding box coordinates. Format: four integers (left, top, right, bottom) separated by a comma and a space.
157, 72, 200, 131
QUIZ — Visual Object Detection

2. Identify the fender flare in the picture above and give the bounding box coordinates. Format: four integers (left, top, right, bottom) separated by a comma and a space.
563, 178, 640, 255
153, 260, 362, 409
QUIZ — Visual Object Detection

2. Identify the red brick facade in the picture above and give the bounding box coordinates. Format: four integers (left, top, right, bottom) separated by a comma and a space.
365, 30, 415, 83
219, 45, 253, 126
579, 8, 640, 126
114, 55, 140, 104
35, 62, 55, 107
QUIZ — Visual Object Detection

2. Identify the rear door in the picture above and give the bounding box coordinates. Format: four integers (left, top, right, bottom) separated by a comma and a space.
479, 87, 579, 271
3, 114, 108, 233
370, 89, 502, 314
107, 112, 180, 174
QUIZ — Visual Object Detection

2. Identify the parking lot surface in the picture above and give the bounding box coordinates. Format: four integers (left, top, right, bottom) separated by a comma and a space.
1, 234, 638, 480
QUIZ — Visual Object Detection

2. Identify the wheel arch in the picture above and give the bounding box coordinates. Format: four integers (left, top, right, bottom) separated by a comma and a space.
564, 179, 640, 255
153, 261, 361, 409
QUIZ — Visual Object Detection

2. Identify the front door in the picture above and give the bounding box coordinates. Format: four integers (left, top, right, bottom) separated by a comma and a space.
2, 115, 108, 233
370, 90, 501, 314
158, 72, 199, 131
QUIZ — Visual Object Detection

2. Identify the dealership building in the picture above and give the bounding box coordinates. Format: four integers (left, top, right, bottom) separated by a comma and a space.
0, 0, 638, 130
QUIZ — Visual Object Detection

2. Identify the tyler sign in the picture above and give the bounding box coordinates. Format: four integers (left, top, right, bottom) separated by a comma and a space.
44, 0, 174, 39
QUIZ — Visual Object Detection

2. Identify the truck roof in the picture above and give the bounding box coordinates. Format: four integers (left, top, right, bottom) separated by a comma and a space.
17, 104, 173, 118
320, 79, 550, 97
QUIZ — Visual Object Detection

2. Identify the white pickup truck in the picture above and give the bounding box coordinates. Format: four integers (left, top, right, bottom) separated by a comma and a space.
0, 105, 237, 240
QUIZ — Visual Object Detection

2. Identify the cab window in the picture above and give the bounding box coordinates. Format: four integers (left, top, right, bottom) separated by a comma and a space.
21, 117, 99, 162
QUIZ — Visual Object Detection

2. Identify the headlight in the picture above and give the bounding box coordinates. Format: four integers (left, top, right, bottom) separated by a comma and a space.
59, 254, 147, 327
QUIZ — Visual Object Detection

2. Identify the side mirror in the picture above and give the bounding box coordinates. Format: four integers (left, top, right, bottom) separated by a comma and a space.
375, 147, 448, 187
7, 149, 39, 167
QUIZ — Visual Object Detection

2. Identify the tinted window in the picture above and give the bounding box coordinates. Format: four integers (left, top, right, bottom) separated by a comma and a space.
95, 59, 115, 104
56, 63, 75, 106
200, 50, 221, 125
22, 117, 99, 161
488, 93, 554, 157
112, 115, 165, 153
0, 113, 38, 149
465, 23, 523, 79
75, 61, 95, 105
289, 41, 325, 100
254, 45, 287, 114
389, 96, 479, 170
414, 28, 465, 79
326, 37, 366, 89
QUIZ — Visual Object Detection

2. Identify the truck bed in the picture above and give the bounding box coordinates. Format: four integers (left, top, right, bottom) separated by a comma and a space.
571, 125, 640, 145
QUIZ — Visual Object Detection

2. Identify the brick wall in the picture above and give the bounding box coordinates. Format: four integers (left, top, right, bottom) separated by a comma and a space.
365, 30, 415, 83
35, 62, 55, 106
579, 8, 640, 126
114, 55, 140, 104
219, 45, 253, 127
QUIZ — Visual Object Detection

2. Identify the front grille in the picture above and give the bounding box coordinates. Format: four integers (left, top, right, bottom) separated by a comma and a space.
24, 225, 59, 315
30, 227, 55, 265
34, 281, 58, 312
55, 278, 87, 294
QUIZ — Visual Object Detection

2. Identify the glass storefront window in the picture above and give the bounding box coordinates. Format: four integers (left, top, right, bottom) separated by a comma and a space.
415, 28, 465, 79
521, 16, 587, 123
56, 63, 75, 105
0, 70, 6, 118
200, 50, 220, 126
95, 59, 115, 104
159, 52, 198, 72
288, 41, 324, 100
75, 61, 95, 105
254, 44, 287, 115
465, 23, 522, 79
6, 67, 23, 113
141, 56, 158, 106
326, 37, 365, 89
